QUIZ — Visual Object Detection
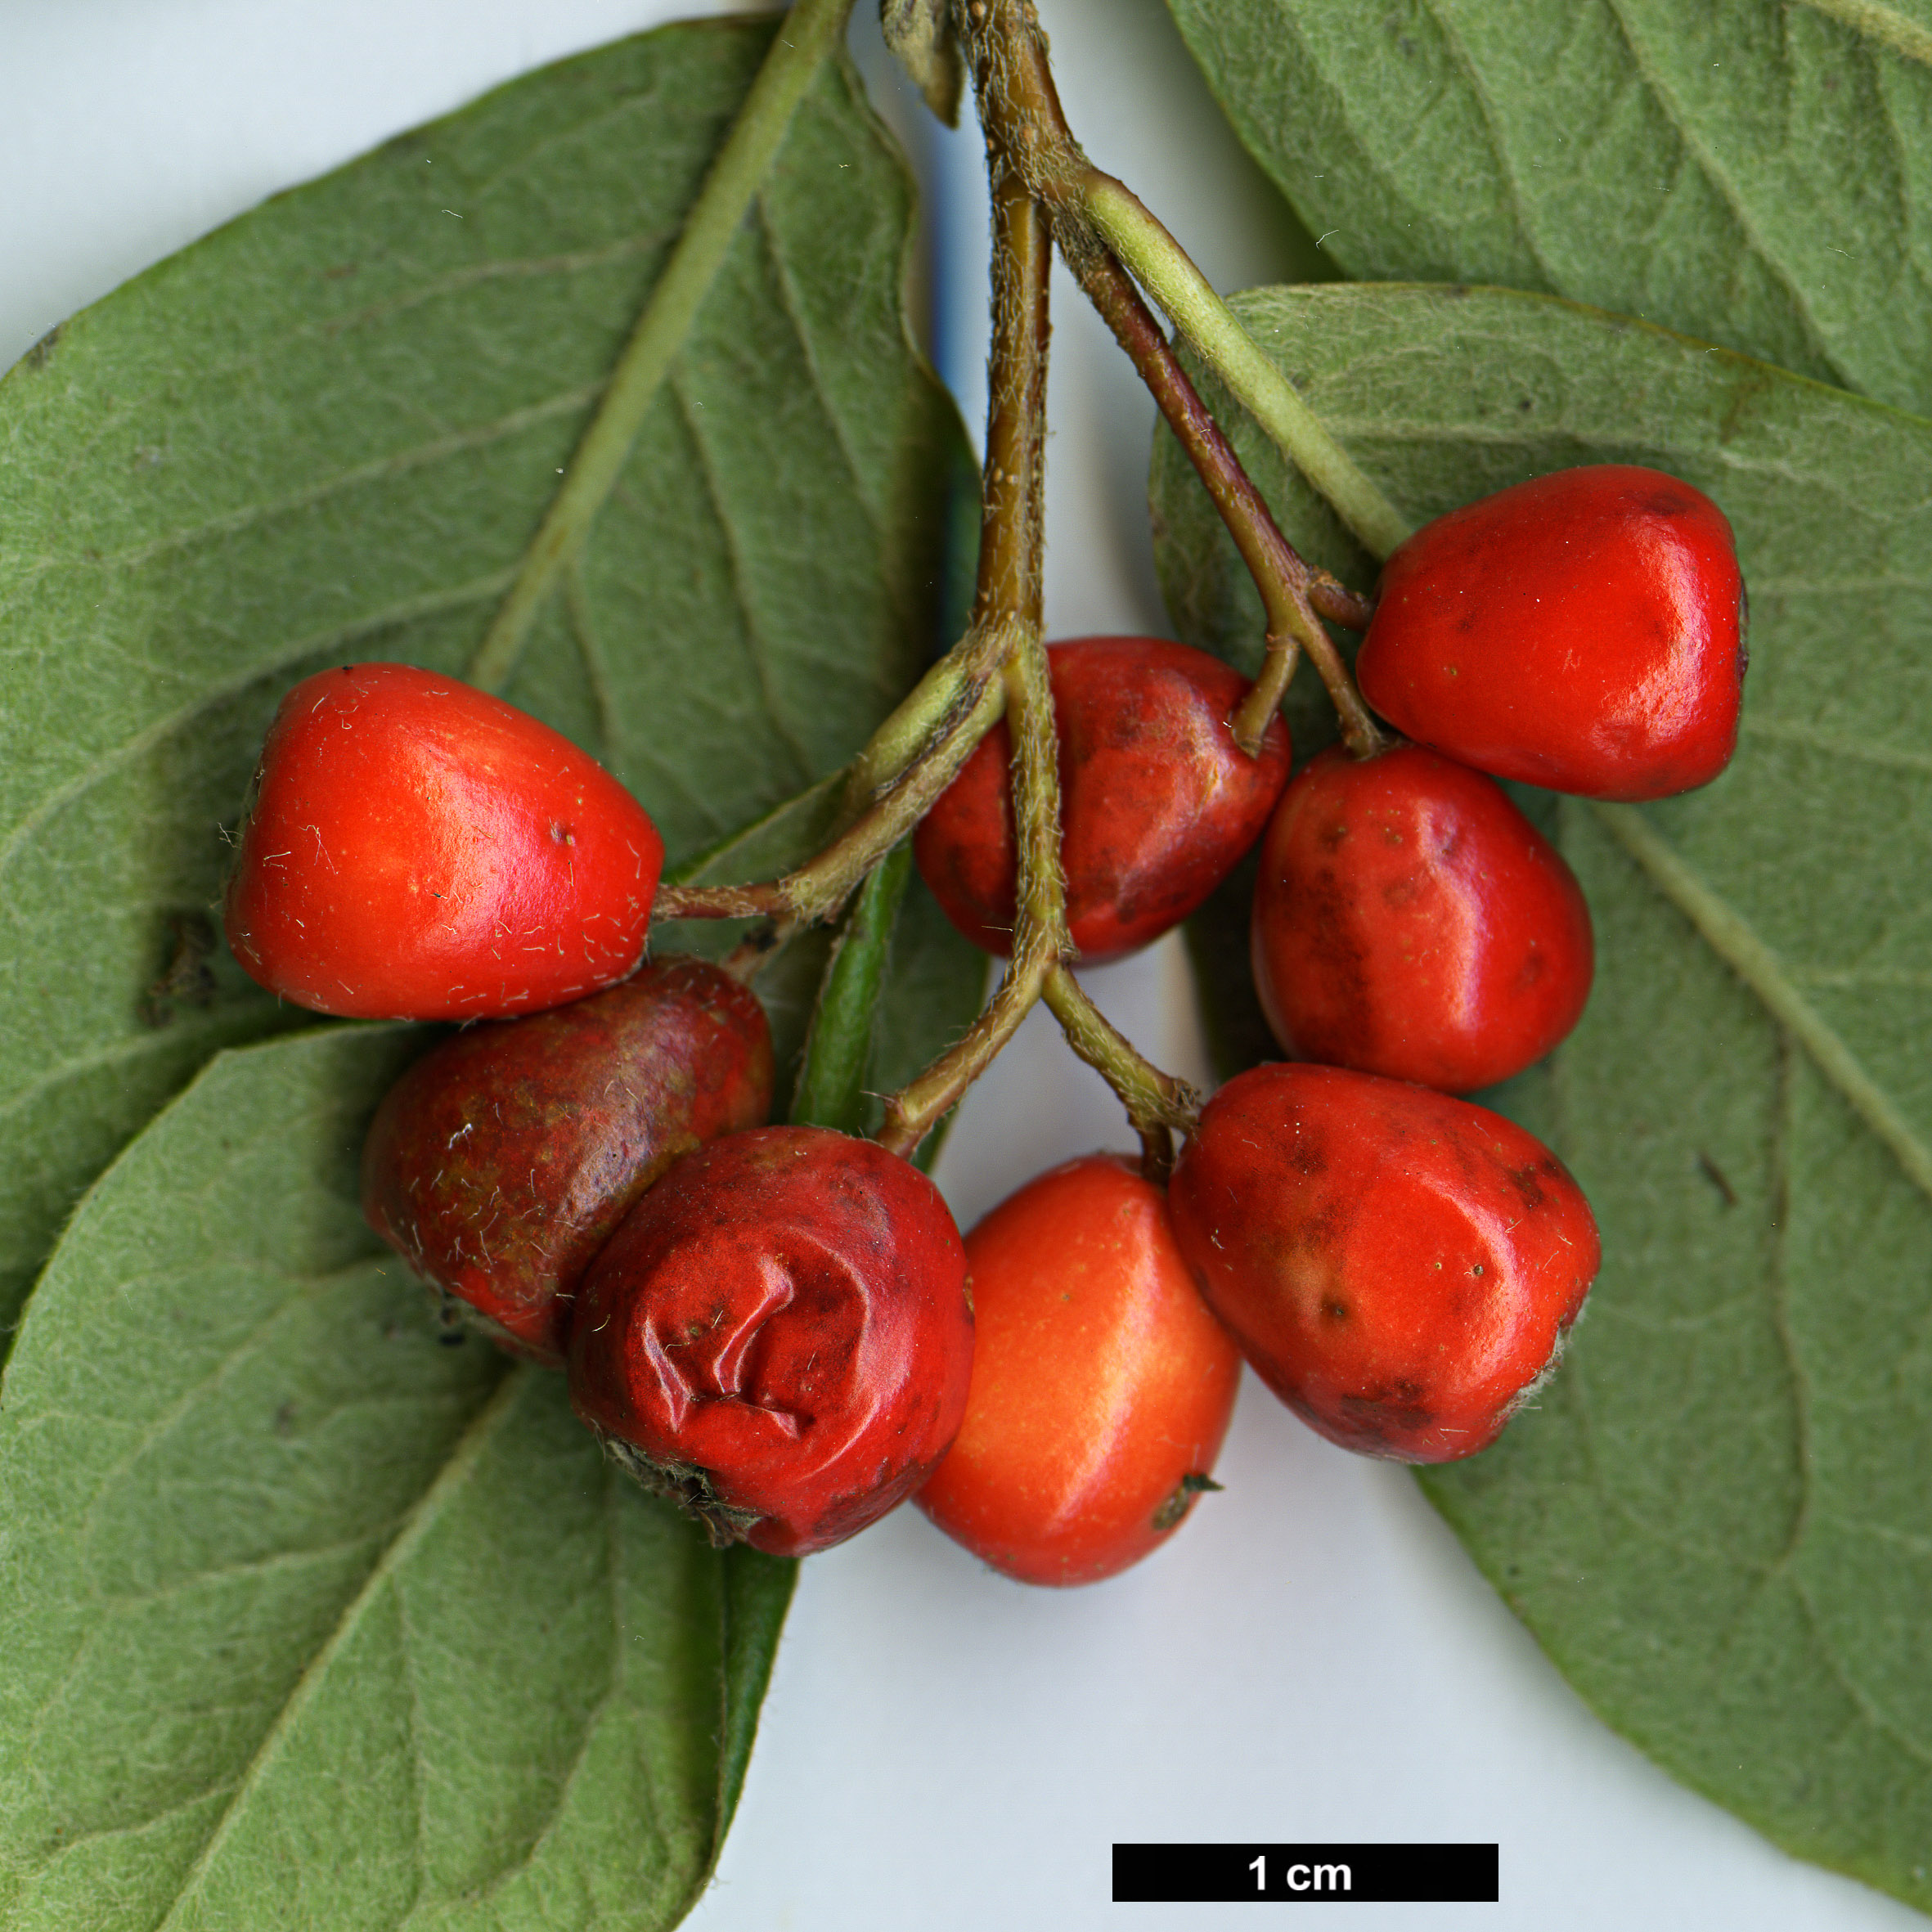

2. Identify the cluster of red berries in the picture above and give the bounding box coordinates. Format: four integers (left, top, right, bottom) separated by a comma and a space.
222, 464, 1746, 1583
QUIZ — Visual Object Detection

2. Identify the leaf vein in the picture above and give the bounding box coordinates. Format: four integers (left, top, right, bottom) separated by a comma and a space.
0, 570, 511, 875
1790, 1577, 1932, 1771
667, 374, 814, 786
92, 384, 599, 576
1595, 0, 1856, 389
753, 192, 884, 547
152, 1370, 524, 1931
1741, 716, 1932, 778
312, 231, 673, 344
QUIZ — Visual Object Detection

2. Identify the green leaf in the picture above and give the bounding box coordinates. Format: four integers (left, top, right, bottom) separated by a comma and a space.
1152, 283, 1932, 1916
0, 12, 972, 1343
0, 1025, 794, 1930
1164, 0, 1932, 416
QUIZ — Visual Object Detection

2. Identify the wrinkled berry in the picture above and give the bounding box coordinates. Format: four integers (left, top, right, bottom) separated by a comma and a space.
568, 1126, 973, 1557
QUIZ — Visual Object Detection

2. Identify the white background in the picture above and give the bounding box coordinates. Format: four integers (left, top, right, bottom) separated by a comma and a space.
1, 3, 1921, 1928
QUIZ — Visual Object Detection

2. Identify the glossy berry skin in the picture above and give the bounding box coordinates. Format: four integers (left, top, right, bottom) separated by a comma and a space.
362, 957, 774, 1368
917, 1155, 1240, 1587
1169, 1063, 1599, 1463
1357, 465, 1746, 801
225, 663, 664, 1019
568, 1126, 973, 1557
1251, 744, 1593, 1094
914, 636, 1291, 964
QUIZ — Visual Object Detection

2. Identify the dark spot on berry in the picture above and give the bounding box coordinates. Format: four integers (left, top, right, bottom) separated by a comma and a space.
1337, 1386, 1435, 1449
1290, 867, 1374, 1066
1506, 1164, 1548, 1211
1644, 486, 1697, 519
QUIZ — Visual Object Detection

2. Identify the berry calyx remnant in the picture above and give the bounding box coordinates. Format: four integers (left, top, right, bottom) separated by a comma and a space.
224, 663, 664, 1020
362, 956, 775, 1367
1169, 1063, 1600, 1463
567, 1126, 974, 1557
914, 636, 1292, 964
1356, 465, 1746, 801
1250, 744, 1594, 1094
916, 1153, 1239, 1586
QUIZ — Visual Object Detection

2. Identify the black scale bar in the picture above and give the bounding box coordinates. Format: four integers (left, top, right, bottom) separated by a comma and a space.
1112, 1842, 1499, 1903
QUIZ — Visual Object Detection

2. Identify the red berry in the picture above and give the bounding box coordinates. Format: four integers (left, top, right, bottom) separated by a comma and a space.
913, 636, 1291, 964
1250, 744, 1593, 1093
568, 1126, 973, 1557
225, 663, 664, 1019
916, 1154, 1240, 1587
1168, 1063, 1599, 1463
362, 957, 775, 1368
1356, 465, 1746, 801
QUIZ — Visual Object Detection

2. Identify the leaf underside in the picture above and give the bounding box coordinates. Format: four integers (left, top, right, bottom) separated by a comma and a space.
0, 11, 978, 1346
1155, 283, 1932, 1918
0, 1028, 794, 1930
0, 18, 982, 1930
1164, 0, 1932, 417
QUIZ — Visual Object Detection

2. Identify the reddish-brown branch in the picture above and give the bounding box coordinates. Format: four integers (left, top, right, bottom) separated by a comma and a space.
953, 0, 1386, 757
1070, 247, 1382, 754
1072, 249, 1368, 636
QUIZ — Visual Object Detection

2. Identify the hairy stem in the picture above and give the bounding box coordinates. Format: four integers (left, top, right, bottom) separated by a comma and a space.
1041, 964, 1201, 1139
952, 0, 1410, 570
466, 0, 856, 693
652, 667, 1004, 924
877, 613, 1066, 1156
842, 615, 1014, 811
877, 159, 1062, 1159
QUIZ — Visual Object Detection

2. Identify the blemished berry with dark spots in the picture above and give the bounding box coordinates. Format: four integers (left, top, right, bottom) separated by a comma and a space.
1251, 743, 1593, 1093
1168, 1063, 1599, 1463
916, 1154, 1239, 1586
1357, 465, 1746, 801
362, 956, 775, 1367
225, 662, 663, 1020
914, 636, 1291, 964
568, 1126, 974, 1557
